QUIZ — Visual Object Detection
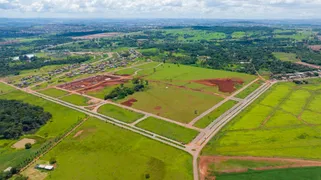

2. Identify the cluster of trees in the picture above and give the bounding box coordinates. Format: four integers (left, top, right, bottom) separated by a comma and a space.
104, 78, 148, 100
0, 100, 52, 139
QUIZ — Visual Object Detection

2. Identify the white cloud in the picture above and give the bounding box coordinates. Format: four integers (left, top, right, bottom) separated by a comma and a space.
1, 0, 321, 18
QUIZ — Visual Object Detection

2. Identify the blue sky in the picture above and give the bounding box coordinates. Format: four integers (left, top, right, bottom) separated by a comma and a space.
1, 0, 321, 19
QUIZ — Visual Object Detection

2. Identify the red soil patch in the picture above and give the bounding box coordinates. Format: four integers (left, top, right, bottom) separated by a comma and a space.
199, 156, 321, 180
121, 98, 137, 107
309, 45, 321, 51
58, 75, 130, 93
193, 78, 244, 93
154, 106, 162, 110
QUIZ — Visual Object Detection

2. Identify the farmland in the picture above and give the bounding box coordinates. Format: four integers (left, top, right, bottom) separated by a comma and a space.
202, 81, 321, 159
98, 103, 144, 123
216, 167, 321, 180
41, 118, 193, 180
136, 117, 199, 144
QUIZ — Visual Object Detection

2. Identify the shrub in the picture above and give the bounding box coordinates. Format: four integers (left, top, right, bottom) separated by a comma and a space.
25, 143, 32, 149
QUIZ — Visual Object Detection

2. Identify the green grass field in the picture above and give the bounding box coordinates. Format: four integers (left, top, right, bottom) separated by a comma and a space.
0, 83, 86, 171
59, 94, 90, 106
136, 117, 199, 144
202, 81, 321, 159
164, 29, 226, 41
0, 83, 15, 94
194, 101, 238, 129
98, 103, 144, 123
119, 82, 224, 123
42, 118, 193, 180
273, 52, 299, 62
39, 88, 69, 98
235, 80, 264, 99
216, 167, 321, 180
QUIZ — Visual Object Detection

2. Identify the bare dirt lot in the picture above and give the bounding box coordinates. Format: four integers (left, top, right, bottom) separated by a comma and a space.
199, 156, 321, 180
121, 98, 137, 107
309, 45, 321, 51
193, 78, 244, 93
72, 32, 121, 40
12, 138, 36, 149
58, 75, 130, 93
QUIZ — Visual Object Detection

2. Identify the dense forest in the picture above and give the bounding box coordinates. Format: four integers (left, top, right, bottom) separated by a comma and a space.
0, 99, 52, 139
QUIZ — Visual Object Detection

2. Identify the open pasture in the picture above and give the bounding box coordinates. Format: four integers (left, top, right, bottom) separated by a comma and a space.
59, 94, 90, 106
98, 103, 144, 123
118, 82, 224, 123
164, 29, 226, 41
39, 88, 69, 98
41, 118, 193, 180
202, 81, 321, 160
136, 117, 199, 144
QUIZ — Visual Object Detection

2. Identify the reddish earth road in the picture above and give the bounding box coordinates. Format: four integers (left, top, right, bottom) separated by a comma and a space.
199, 156, 321, 180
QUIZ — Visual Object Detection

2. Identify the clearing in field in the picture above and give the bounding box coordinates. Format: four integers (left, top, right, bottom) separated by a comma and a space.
39, 88, 69, 98
202, 81, 321, 160
272, 52, 299, 62
97, 103, 144, 123
41, 118, 193, 180
136, 117, 199, 144
11, 138, 36, 149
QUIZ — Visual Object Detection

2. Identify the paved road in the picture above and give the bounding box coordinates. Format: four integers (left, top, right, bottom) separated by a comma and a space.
188, 78, 260, 126
189, 81, 274, 180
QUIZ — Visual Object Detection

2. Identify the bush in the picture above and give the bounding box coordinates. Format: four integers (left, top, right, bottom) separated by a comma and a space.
25, 143, 32, 149
49, 157, 57, 165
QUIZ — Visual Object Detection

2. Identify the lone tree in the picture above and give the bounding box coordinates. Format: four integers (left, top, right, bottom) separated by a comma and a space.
25, 143, 32, 149
145, 174, 150, 179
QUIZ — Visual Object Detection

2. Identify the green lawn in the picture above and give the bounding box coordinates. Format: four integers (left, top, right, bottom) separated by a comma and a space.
39, 88, 69, 98
194, 101, 237, 129
136, 117, 199, 144
202, 81, 321, 159
42, 118, 193, 180
216, 167, 321, 180
60, 94, 90, 106
85, 85, 118, 99
273, 52, 299, 62
98, 103, 144, 123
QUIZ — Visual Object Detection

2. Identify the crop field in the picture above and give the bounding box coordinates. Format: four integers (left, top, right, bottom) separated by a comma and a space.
39, 88, 69, 98
194, 101, 238, 129
273, 52, 299, 62
59, 94, 90, 106
98, 103, 144, 123
136, 117, 199, 144
41, 118, 193, 180
202, 81, 321, 160
216, 167, 321, 180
